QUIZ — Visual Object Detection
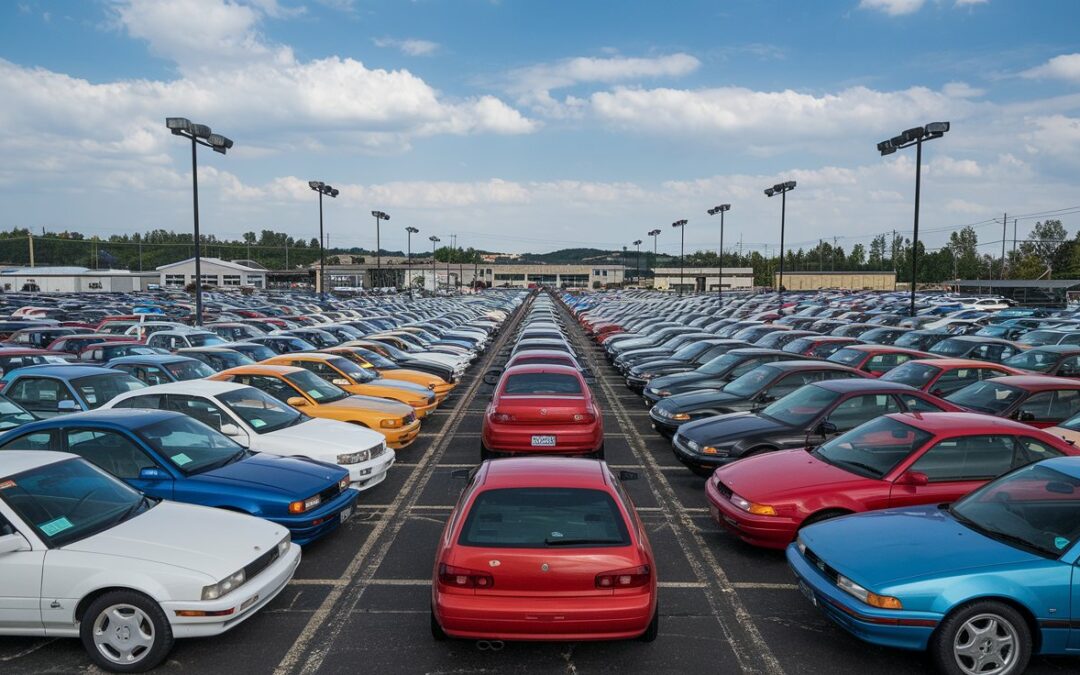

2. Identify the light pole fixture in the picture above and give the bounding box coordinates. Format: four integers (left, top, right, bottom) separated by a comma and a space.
876, 121, 950, 317
707, 204, 731, 301
372, 210, 390, 284
405, 226, 419, 296
648, 228, 661, 257
429, 235, 440, 293
672, 220, 688, 296
633, 239, 642, 287
308, 181, 339, 299
764, 181, 796, 310
165, 117, 233, 326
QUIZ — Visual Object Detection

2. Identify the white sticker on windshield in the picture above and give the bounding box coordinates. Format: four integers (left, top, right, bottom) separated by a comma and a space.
171, 453, 193, 466
1055, 536, 1070, 550
251, 419, 266, 428
84, 394, 98, 405
308, 390, 324, 399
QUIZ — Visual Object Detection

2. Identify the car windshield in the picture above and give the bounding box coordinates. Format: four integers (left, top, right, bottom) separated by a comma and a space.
1019, 331, 1061, 346
929, 339, 971, 356
0, 397, 35, 431
71, 373, 147, 409
1003, 350, 1059, 373
879, 361, 940, 388
0, 458, 152, 547
950, 464, 1080, 558
284, 369, 349, 403
187, 333, 226, 347
238, 344, 277, 361
699, 352, 745, 375
113, 345, 163, 357
812, 417, 933, 479
760, 386, 840, 426
503, 372, 582, 395
165, 360, 216, 380
458, 487, 630, 548
946, 381, 1024, 414
722, 365, 779, 397
137, 416, 245, 474
670, 342, 711, 361
353, 349, 396, 369
328, 356, 377, 383
218, 387, 304, 434
827, 348, 865, 366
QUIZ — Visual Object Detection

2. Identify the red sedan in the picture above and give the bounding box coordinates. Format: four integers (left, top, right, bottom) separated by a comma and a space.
705, 412, 1078, 549
879, 357, 1024, 397
945, 375, 1080, 428
482, 364, 603, 460
431, 457, 658, 642
825, 344, 938, 377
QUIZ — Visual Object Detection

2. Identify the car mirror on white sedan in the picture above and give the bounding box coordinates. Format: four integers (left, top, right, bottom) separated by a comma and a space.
0, 532, 30, 555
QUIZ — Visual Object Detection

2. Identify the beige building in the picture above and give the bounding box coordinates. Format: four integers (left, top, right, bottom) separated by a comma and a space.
0, 266, 158, 293
314, 262, 626, 291
775, 271, 897, 291
157, 257, 268, 289
651, 267, 754, 293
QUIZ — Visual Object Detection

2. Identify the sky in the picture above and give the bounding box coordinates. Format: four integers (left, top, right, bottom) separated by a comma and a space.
1, 0, 1079, 259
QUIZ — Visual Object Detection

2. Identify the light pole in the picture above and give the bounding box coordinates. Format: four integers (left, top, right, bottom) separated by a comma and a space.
429, 235, 440, 293
372, 210, 390, 287
633, 239, 642, 287
707, 204, 731, 301
877, 122, 950, 317
165, 117, 233, 326
764, 181, 796, 311
405, 226, 419, 296
672, 220, 687, 296
648, 228, 661, 287
308, 181, 339, 300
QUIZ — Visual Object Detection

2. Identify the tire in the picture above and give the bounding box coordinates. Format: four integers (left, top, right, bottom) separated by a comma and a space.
79, 590, 174, 673
430, 607, 448, 641
638, 605, 659, 643
929, 600, 1031, 675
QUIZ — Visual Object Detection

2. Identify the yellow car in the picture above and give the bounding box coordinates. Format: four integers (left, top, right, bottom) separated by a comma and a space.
263, 353, 438, 418
320, 346, 454, 401
209, 364, 421, 449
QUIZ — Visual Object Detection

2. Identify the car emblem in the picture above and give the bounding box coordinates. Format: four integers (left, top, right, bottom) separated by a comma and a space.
540, 408, 548, 416
540, 563, 550, 572
489, 560, 501, 567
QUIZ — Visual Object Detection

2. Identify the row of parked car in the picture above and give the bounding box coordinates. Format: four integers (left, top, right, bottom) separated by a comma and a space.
0, 290, 523, 672
567, 289, 1080, 675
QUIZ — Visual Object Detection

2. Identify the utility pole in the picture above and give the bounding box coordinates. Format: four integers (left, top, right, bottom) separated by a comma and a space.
819, 239, 824, 272
1012, 219, 1017, 256
1000, 212, 1007, 280
285, 239, 289, 270
832, 236, 838, 271
28, 233, 34, 267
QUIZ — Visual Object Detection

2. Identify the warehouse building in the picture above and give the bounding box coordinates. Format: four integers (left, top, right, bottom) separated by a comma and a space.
0, 266, 159, 293
651, 267, 755, 293
314, 262, 626, 291
157, 258, 268, 289
774, 271, 897, 291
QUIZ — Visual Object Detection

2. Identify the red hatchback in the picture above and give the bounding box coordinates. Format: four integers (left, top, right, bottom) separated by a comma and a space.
825, 344, 938, 377
482, 364, 603, 460
431, 457, 658, 642
944, 375, 1080, 428
705, 412, 1078, 549
879, 357, 1024, 397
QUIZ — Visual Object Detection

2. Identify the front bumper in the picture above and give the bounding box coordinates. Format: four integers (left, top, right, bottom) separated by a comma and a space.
648, 409, 686, 439
705, 477, 796, 549
344, 447, 395, 491
671, 433, 739, 469
267, 487, 360, 546
382, 419, 422, 449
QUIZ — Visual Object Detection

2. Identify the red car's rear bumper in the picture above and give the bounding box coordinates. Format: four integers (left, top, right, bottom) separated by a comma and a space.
705, 477, 798, 549
482, 422, 602, 454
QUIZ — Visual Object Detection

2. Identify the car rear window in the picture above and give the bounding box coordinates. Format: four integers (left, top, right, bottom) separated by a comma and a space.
503, 373, 582, 395
458, 488, 630, 548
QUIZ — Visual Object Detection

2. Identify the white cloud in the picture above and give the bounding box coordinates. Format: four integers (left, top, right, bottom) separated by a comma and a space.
954, 0, 989, 6
373, 37, 440, 57
942, 81, 985, 98
1022, 53, 1080, 83
1022, 115, 1080, 160
858, 0, 926, 16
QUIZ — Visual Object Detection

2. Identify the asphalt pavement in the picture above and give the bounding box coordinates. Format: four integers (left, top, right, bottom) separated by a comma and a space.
3, 295, 1075, 674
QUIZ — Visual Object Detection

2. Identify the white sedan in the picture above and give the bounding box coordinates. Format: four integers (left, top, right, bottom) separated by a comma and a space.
102, 380, 394, 491
0, 451, 300, 672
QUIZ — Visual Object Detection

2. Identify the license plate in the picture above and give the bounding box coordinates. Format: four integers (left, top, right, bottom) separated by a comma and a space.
340, 507, 353, 523
798, 580, 817, 607
531, 435, 556, 447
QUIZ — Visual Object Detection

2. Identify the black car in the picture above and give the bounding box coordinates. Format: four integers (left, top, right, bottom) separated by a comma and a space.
928, 335, 1023, 363
670, 379, 953, 475
857, 326, 910, 345
1002, 345, 1080, 377
892, 329, 950, 352
614, 332, 717, 373
642, 348, 801, 406
650, 361, 864, 438
753, 329, 817, 350
625, 339, 750, 392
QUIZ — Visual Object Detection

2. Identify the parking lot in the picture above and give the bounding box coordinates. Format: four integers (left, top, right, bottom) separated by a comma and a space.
2, 292, 1073, 674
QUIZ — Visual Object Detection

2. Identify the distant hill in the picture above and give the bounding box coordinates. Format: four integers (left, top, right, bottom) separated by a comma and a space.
517, 248, 675, 265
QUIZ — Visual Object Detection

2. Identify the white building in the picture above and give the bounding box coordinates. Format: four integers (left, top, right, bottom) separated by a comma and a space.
157, 258, 267, 289
0, 267, 159, 293
651, 267, 755, 293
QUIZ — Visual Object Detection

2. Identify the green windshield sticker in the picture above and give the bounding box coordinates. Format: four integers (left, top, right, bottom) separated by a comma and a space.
1055, 536, 1070, 550
251, 419, 266, 428
39, 516, 73, 537
171, 452, 193, 466
308, 389, 324, 399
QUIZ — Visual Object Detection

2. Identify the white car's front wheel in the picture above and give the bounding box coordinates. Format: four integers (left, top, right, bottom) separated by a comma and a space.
80, 590, 174, 673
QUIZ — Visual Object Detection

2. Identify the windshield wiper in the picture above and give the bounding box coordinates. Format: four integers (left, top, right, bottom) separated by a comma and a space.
544, 537, 624, 546
948, 507, 1055, 557
119, 495, 152, 523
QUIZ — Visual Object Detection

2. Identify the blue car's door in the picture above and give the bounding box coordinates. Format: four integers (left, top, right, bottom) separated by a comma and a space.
60, 428, 174, 500
1072, 558, 1080, 650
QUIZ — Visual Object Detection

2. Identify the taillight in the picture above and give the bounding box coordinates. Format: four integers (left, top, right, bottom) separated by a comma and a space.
572, 412, 596, 424
438, 563, 494, 589
491, 411, 515, 423
595, 565, 651, 589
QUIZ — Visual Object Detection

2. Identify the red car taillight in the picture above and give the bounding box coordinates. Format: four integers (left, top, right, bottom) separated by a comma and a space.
595, 565, 651, 589
438, 563, 494, 588
491, 411, 516, 423
572, 412, 596, 424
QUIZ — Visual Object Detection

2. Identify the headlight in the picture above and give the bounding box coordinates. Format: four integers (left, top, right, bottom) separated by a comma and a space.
642, 373, 655, 380
796, 535, 807, 556
654, 389, 671, 396
380, 418, 403, 429
337, 449, 370, 465
837, 575, 903, 610
289, 494, 322, 514
729, 492, 777, 516
687, 439, 701, 451
671, 412, 690, 421
277, 533, 291, 557
338, 476, 350, 491
201, 568, 246, 600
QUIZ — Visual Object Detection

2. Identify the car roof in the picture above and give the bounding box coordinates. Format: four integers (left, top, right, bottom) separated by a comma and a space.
836, 344, 929, 355
113, 379, 247, 397
978, 375, 1080, 391
887, 411, 1059, 434
14, 408, 180, 431
943, 335, 1014, 344
215, 364, 304, 376
3, 364, 118, 379
480, 456, 607, 489
813, 378, 916, 393
267, 352, 336, 362
1039, 456, 1080, 479
1024, 344, 1080, 354
755, 360, 857, 372
507, 350, 576, 360
502, 364, 582, 376
913, 358, 1019, 370
0, 450, 79, 475
107, 355, 194, 365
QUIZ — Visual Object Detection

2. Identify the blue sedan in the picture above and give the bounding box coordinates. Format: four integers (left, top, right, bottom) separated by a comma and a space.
0, 409, 358, 545
0, 364, 147, 418
788, 457, 1080, 675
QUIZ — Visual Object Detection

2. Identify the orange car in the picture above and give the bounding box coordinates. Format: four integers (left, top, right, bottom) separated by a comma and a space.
262, 353, 438, 418
209, 364, 421, 449
321, 346, 453, 401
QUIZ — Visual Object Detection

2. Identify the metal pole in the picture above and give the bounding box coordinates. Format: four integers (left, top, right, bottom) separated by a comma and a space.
778, 189, 786, 311
636, 243, 641, 287
375, 214, 381, 279
407, 229, 412, 297
718, 209, 724, 301
191, 135, 203, 326
318, 190, 325, 299
910, 137, 922, 318
1012, 219, 1017, 256
1000, 212, 1007, 280
679, 225, 685, 297
432, 241, 437, 292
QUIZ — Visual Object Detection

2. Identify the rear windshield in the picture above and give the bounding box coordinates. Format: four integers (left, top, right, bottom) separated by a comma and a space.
458, 488, 630, 548
503, 373, 582, 395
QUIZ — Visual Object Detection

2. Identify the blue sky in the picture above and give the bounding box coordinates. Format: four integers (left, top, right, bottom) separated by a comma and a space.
1, 0, 1079, 257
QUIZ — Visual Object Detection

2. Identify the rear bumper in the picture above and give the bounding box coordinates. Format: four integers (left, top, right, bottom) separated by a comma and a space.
705, 478, 796, 549
434, 589, 655, 641
482, 423, 602, 454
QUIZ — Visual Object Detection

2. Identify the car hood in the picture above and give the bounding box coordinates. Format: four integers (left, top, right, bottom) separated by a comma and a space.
680, 411, 789, 441
261, 417, 383, 457
618, 347, 670, 361
67, 500, 286, 580
369, 378, 435, 400
630, 358, 688, 375
658, 389, 738, 412
649, 370, 709, 390
197, 452, 342, 495
717, 449, 869, 499
328, 394, 413, 415
799, 505, 1043, 589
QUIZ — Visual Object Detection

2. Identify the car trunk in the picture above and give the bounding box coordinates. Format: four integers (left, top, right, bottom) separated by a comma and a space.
449, 547, 640, 597
495, 396, 588, 424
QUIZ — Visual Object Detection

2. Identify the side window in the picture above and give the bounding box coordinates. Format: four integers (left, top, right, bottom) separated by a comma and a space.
976, 368, 1007, 381
240, 375, 300, 402
63, 429, 155, 479
828, 394, 902, 432
294, 361, 335, 381
998, 345, 1018, 360
166, 395, 229, 431
770, 372, 821, 398
909, 435, 1016, 482
6, 377, 73, 414
933, 369, 980, 396
1057, 356, 1080, 378
1018, 389, 1080, 423
867, 353, 909, 373
0, 430, 56, 451
1061, 334, 1080, 346
1015, 437, 1065, 466
112, 394, 164, 410
141, 366, 170, 386
898, 393, 945, 413
1015, 391, 1056, 422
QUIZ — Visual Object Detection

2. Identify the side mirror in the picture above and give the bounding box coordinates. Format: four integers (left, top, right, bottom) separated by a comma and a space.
1016, 410, 1036, 422
138, 467, 169, 481
0, 533, 30, 555
819, 421, 838, 436
897, 471, 929, 487
618, 470, 639, 481
57, 400, 81, 413
287, 396, 309, 408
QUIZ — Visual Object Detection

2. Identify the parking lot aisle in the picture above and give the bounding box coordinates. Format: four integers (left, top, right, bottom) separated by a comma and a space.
273, 296, 537, 675
557, 297, 785, 675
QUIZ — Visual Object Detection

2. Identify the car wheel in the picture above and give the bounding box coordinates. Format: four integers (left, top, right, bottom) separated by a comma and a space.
638, 605, 659, 643
80, 590, 174, 673
930, 601, 1031, 675
430, 606, 448, 641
